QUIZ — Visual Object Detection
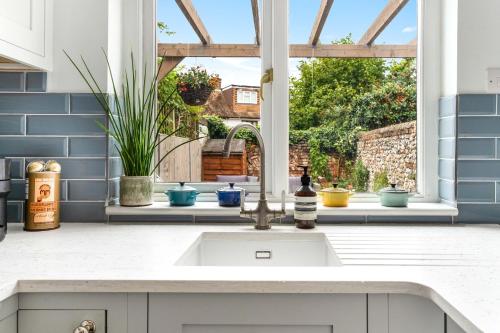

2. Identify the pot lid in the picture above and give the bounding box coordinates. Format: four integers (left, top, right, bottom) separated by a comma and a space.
380, 183, 409, 194
321, 183, 349, 193
169, 182, 197, 192
217, 182, 243, 193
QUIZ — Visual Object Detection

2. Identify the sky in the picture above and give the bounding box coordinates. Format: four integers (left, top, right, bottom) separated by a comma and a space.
157, 0, 417, 86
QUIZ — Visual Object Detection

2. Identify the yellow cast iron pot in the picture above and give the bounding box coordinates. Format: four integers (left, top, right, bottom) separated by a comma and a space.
319, 184, 353, 207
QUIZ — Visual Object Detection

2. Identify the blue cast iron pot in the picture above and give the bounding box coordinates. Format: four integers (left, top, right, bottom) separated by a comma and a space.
216, 183, 245, 207
165, 182, 200, 206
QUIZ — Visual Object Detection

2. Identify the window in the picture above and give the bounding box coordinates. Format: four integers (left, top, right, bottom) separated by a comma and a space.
237, 89, 258, 104
153, 0, 437, 201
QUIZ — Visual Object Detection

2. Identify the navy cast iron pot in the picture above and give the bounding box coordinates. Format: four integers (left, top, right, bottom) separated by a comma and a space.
216, 183, 245, 207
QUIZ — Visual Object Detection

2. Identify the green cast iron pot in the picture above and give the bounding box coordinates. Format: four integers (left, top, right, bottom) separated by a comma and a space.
377, 183, 414, 207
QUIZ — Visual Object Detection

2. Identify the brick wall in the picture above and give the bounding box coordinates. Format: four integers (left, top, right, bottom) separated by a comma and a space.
0, 72, 119, 223
357, 121, 417, 191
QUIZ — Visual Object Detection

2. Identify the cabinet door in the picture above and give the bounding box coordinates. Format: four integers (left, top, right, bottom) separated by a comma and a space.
149, 293, 367, 333
388, 295, 444, 333
18, 309, 105, 333
0, 0, 53, 70
0, 313, 17, 333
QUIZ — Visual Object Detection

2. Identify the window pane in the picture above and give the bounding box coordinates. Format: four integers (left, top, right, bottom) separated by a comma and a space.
156, 0, 262, 186
288, 0, 418, 193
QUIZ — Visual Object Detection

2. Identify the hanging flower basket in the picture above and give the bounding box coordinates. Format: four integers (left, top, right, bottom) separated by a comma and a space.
177, 83, 213, 106
176, 66, 219, 106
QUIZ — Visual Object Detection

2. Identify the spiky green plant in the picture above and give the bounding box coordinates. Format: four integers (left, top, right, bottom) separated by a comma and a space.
64, 50, 200, 176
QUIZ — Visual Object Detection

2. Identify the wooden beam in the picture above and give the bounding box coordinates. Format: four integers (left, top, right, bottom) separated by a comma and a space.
158, 43, 416, 58
158, 57, 185, 81
309, 0, 334, 46
175, 0, 211, 45
358, 0, 409, 46
251, 0, 260, 45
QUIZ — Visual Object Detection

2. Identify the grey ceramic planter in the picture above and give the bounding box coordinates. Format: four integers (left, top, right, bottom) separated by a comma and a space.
120, 176, 153, 207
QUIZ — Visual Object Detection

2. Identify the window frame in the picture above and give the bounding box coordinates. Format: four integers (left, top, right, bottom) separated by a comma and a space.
148, 0, 439, 203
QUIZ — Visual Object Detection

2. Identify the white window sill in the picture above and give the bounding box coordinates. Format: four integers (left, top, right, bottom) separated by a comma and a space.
105, 201, 458, 217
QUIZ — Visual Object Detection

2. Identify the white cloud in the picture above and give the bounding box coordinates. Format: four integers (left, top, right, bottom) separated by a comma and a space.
402, 26, 417, 33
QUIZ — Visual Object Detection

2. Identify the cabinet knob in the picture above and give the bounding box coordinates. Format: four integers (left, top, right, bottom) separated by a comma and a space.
73, 320, 96, 333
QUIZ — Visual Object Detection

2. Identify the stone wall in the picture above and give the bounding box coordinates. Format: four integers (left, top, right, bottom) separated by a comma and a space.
247, 142, 342, 180
356, 121, 417, 191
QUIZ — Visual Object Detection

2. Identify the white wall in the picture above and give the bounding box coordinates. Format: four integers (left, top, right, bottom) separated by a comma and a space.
440, 0, 458, 96
456, 0, 500, 93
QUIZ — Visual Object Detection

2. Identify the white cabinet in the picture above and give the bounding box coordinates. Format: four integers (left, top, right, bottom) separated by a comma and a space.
0, 0, 53, 70
18, 293, 147, 333
0, 295, 17, 333
149, 293, 367, 333
368, 294, 446, 333
18, 310, 105, 333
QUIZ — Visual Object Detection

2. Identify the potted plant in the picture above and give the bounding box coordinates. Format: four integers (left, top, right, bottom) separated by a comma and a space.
177, 66, 219, 106
65, 51, 199, 206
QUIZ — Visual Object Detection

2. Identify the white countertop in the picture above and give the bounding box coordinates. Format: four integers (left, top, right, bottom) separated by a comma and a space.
0, 223, 498, 332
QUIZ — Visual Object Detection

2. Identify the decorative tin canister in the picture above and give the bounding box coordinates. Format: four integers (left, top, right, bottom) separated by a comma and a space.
25, 161, 61, 231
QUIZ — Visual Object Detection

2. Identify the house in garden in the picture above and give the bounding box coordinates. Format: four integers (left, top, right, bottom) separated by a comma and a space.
204, 83, 261, 127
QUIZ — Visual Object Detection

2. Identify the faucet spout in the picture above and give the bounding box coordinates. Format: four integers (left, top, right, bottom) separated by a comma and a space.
222, 123, 285, 230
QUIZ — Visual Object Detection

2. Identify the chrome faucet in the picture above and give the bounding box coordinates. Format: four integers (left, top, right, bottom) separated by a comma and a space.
223, 123, 286, 230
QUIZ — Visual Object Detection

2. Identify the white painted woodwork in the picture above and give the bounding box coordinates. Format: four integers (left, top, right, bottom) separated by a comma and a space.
368, 294, 389, 333
18, 293, 143, 333
388, 294, 444, 333
18, 310, 106, 333
0, 314, 16, 333
0, 0, 53, 70
447, 315, 467, 333
184, 325, 332, 333
148, 293, 367, 333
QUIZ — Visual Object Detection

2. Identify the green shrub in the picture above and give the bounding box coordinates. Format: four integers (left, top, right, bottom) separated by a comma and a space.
351, 160, 369, 192
373, 170, 389, 192
204, 115, 228, 139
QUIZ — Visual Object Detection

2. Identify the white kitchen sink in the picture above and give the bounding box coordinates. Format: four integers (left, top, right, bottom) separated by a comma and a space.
176, 232, 341, 267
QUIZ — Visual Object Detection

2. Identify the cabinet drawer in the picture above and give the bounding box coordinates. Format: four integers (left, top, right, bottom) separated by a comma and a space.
149, 293, 367, 333
18, 309, 105, 333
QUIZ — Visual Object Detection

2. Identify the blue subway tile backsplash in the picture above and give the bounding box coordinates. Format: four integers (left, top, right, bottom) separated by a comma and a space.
457, 138, 495, 159
70, 93, 105, 114
439, 96, 456, 117
25, 72, 47, 92
0, 72, 24, 92
0, 93, 68, 114
458, 116, 500, 137
0, 137, 67, 157
439, 116, 456, 138
0, 74, 111, 222
457, 182, 495, 202
69, 137, 107, 157
0, 115, 25, 135
457, 160, 500, 180
458, 94, 497, 115
438, 139, 455, 159
67, 180, 107, 201
27, 115, 106, 135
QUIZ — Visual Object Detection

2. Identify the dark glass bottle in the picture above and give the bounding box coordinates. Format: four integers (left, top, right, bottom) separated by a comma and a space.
294, 166, 317, 229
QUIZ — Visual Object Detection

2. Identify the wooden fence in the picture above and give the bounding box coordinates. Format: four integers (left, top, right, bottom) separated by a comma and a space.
158, 135, 205, 182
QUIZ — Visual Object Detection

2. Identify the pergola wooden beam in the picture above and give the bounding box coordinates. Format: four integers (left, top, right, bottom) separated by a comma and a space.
309, 0, 334, 46
251, 0, 260, 45
158, 43, 416, 58
158, 57, 185, 81
358, 0, 409, 46
175, 0, 211, 45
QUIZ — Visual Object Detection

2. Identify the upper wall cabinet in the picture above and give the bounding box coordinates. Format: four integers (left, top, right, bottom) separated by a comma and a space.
0, 0, 53, 71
